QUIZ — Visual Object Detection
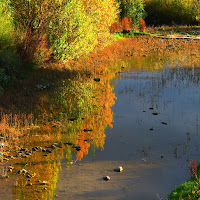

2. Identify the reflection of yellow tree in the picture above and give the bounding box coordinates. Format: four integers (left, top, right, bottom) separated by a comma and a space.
9, 71, 116, 199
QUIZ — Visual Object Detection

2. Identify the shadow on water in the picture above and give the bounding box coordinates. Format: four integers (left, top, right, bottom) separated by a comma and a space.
0, 50, 200, 199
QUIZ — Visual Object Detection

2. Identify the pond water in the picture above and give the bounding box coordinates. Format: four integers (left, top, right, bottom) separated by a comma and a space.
55, 57, 200, 200
0, 53, 200, 200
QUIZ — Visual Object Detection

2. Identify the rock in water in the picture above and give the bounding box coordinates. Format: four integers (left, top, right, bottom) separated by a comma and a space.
103, 176, 110, 181
152, 112, 159, 115
94, 78, 100, 82
114, 166, 123, 172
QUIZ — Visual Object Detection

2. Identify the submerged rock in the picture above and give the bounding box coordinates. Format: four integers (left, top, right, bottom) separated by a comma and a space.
114, 166, 123, 172
83, 129, 92, 132
103, 176, 110, 181
40, 181, 49, 185
73, 146, 81, 151
26, 183, 33, 186
64, 142, 73, 146
94, 78, 100, 82
152, 112, 159, 115
69, 118, 78, 121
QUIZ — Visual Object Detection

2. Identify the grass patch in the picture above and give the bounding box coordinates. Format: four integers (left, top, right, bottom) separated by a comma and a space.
114, 31, 152, 40
169, 162, 200, 200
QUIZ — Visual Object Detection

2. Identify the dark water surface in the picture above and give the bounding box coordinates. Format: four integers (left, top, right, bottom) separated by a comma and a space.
0, 54, 200, 200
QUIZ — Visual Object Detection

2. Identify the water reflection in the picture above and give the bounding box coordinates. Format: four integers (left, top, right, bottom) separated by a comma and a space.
0, 50, 200, 199
0, 70, 116, 199
105, 55, 200, 199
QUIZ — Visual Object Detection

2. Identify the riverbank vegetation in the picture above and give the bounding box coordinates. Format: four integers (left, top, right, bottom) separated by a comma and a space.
0, 0, 200, 90
169, 160, 200, 200
0, 0, 200, 199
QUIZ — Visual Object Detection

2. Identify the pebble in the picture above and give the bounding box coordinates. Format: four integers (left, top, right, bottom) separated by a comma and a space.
114, 166, 123, 172
40, 181, 49, 185
103, 176, 111, 181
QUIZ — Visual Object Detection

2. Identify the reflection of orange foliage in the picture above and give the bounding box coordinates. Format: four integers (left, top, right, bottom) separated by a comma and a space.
139, 18, 146, 32
13, 149, 63, 200
74, 78, 115, 161
75, 132, 90, 161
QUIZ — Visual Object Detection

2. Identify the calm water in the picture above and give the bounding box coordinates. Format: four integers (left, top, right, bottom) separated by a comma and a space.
56, 60, 200, 200
0, 54, 200, 200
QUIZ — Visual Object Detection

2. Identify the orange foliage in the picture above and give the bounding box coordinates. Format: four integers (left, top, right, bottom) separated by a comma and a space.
110, 18, 122, 33
110, 17, 132, 33
121, 17, 132, 32
139, 18, 146, 32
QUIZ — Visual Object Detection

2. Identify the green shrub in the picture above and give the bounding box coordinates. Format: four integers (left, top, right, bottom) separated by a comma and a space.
144, 0, 198, 25
168, 163, 200, 200
50, 0, 119, 61
117, 0, 146, 27
50, 0, 95, 61
0, 0, 15, 49
10, 0, 118, 62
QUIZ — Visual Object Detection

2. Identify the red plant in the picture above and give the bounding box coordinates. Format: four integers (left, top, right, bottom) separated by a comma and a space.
188, 159, 197, 180
139, 18, 146, 32
110, 18, 122, 33
121, 17, 132, 32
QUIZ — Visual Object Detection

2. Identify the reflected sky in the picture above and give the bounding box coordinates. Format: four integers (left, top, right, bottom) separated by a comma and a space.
58, 57, 200, 200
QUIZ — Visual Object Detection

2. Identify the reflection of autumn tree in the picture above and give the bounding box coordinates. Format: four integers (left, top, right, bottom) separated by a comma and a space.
10, 72, 116, 199
46, 76, 116, 161
12, 149, 64, 200
73, 79, 116, 160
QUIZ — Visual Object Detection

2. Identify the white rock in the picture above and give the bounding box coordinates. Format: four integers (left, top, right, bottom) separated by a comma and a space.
114, 166, 123, 172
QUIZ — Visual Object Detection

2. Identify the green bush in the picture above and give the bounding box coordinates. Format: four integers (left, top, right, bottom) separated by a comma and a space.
168, 163, 200, 200
50, 0, 95, 61
144, 0, 198, 25
50, 0, 119, 61
10, 0, 118, 62
117, 0, 146, 26
0, 0, 15, 49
